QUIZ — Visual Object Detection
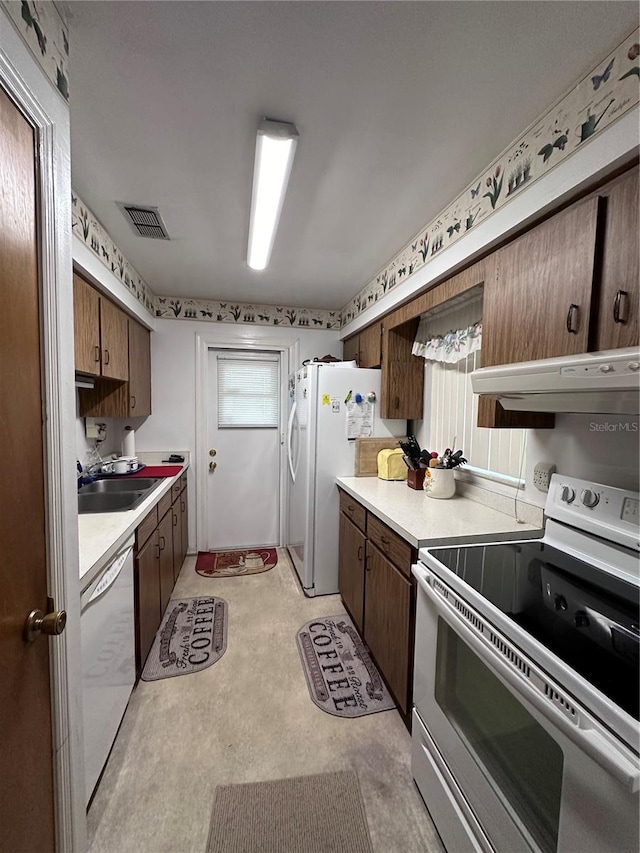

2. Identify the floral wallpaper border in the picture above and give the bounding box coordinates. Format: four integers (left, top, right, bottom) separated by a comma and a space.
72, 192, 156, 314
341, 28, 640, 327
72, 192, 341, 329
155, 297, 341, 330
1, 1, 69, 101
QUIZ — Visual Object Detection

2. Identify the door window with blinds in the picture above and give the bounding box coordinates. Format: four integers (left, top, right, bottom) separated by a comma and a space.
217, 354, 280, 428
413, 292, 526, 485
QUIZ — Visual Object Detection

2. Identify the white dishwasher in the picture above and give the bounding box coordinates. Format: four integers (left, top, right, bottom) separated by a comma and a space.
81, 537, 136, 805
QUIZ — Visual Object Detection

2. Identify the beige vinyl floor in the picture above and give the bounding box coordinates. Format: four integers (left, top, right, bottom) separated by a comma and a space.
87, 549, 445, 853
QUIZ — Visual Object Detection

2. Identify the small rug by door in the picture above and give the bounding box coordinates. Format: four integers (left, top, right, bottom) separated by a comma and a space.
195, 548, 278, 578
296, 614, 396, 718
141, 596, 227, 681
206, 770, 373, 853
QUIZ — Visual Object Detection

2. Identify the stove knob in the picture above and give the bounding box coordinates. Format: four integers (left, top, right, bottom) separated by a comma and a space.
599, 363, 614, 374
628, 362, 640, 372
581, 489, 600, 509
560, 486, 575, 504
575, 611, 590, 628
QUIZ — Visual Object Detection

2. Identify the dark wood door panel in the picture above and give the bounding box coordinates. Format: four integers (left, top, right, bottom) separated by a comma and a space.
73, 273, 101, 375
483, 196, 600, 366
594, 169, 639, 350
100, 297, 129, 380
0, 85, 55, 851
338, 513, 366, 634
158, 511, 174, 615
135, 532, 160, 674
129, 319, 152, 415
364, 545, 411, 713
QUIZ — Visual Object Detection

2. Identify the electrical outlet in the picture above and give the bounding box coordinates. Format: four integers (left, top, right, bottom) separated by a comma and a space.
533, 461, 556, 492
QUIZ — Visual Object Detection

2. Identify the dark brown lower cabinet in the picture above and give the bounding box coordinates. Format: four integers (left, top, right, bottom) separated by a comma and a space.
136, 529, 161, 675
364, 544, 411, 715
171, 501, 182, 582
337, 488, 416, 728
338, 512, 366, 634
134, 474, 189, 676
180, 487, 188, 574
158, 509, 174, 615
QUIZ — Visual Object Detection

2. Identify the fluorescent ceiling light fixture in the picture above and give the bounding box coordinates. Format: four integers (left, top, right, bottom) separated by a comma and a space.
247, 119, 299, 271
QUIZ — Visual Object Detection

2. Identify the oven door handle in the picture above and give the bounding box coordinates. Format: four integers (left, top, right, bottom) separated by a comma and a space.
415, 564, 640, 794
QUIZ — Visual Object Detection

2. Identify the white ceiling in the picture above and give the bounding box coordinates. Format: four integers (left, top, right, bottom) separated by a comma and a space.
68, 2, 638, 310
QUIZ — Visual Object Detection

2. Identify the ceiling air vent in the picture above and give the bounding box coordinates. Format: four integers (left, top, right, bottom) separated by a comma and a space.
117, 202, 170, 239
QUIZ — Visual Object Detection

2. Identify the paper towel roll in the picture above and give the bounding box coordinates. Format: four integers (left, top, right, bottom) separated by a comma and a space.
122, 427, 135, 458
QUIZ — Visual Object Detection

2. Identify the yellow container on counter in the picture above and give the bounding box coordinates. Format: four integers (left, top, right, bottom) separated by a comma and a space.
377, 448, 406, 480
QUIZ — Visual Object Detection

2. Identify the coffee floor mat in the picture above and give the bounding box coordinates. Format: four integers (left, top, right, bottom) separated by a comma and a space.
196, 548, 278, 578
141, 596, 227, 681
296, 614, 396, 717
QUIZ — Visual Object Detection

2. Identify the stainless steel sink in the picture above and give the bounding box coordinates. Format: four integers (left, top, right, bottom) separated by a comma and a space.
77, 477, 162, 513
79, 477, 161, 494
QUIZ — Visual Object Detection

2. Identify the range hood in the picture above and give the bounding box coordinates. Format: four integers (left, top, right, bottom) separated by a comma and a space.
471, 348, 640, 414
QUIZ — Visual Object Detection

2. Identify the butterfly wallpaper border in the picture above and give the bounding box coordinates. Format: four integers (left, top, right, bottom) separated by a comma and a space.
341, 27, 640, 328
71, 192, 341, 330
1, 1, 69, 101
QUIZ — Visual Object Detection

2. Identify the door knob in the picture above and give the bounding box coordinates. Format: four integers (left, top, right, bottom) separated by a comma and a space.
24, 602, 67, 643
209, 461, 217, 472
209, 449, 217, 457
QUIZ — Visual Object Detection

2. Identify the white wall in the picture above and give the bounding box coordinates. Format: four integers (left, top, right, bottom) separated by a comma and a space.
414, 358, 639, 509
135, 319, 342, 548
523, 413, 639, 506
75, 400, 135, 468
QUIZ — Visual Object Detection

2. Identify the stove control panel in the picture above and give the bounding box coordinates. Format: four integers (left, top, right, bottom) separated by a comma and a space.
547, 475, 640, 551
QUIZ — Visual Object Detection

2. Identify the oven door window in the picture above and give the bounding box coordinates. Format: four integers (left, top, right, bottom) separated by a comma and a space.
435, 618, 563, 853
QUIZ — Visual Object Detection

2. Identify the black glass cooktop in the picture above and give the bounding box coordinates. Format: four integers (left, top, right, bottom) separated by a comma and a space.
427, 540, 640, 721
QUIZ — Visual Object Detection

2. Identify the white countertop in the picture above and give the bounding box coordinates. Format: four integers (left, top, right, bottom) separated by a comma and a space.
336, 476, 543, 549
78, 464, 187, 589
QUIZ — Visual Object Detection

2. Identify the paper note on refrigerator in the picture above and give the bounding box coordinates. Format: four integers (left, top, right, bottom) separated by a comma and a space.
346, 401, 374, 439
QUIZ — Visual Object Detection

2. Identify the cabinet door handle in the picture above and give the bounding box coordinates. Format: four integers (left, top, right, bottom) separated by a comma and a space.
159, 536, 166, 550
380, 536, 390, 548
104, 348, 110, 365
395, 396, 400, 411
566, 304, 579, 334
172, 513, 178, 527
614, 290, 629, 324
357, 545, 363, 561
94, 345, 100, 363
181, 500, 185, 512
131, 395, 136, 409
155, 544, 160, 559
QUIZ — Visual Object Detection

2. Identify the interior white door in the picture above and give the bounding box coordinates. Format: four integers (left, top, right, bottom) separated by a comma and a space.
207, 349, 281, 549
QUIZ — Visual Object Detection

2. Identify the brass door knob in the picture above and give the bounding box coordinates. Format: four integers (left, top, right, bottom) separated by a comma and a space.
209, 461, 217, 471
24, 608, 67, 643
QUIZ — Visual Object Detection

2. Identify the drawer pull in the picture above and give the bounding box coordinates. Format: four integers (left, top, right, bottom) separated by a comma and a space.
159, 536, 166, 550
172, 513, 178, 527
104, 348, 110, 365
380, 536, 390, 547
181, 500, 186, 512
614, 290, 629, 324
566, 303, 579, 334
94, 345, 100, 363
131, 394, 136, 409
357, 545, 363, 561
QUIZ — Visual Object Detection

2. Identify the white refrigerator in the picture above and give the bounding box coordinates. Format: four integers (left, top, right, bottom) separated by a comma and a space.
286, 362, 406, 596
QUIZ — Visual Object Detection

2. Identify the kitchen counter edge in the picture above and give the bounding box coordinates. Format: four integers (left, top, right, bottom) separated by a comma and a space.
79, 465, 188, 590
336, 476, 543, 549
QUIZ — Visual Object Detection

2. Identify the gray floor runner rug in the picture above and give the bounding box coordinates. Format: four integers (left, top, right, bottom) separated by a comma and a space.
206, 771, 373, 853
141, 596, 227, 681
296, 614, 396, 717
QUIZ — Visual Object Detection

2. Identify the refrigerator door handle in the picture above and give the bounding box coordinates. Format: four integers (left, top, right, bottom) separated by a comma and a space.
287, 400, 297, 482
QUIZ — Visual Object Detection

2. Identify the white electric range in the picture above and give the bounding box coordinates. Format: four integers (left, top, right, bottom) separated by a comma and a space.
411, 474, 639, 853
